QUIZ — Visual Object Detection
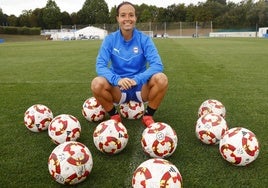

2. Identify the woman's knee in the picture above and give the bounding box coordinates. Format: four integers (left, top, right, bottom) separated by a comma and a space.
91, 77, 108, 92
153, 73, 168, 87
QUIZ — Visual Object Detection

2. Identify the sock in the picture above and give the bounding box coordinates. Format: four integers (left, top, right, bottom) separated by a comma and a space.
144, 106, 156, 116
108, 106, 118, 116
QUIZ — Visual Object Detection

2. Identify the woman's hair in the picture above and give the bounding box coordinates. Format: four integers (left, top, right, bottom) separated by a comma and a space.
116, 1, 135, 16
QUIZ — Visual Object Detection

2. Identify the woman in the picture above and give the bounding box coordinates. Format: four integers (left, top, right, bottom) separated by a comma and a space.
91, 1, 168, 127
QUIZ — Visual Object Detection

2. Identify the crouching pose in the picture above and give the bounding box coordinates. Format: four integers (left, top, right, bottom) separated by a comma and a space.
91, 1, 168, 127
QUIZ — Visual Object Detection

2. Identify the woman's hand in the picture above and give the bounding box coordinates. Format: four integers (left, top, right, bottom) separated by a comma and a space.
118, 78, 137, 90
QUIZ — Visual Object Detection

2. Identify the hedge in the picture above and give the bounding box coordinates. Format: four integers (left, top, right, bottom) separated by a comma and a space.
0, 26, 41, 35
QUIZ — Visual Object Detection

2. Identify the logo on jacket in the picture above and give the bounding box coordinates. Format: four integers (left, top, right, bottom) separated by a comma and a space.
133, 47, 139, 54
113, 48, 120, 53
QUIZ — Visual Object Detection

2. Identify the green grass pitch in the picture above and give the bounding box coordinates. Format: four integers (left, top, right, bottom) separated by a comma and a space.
0, 37, 267, 187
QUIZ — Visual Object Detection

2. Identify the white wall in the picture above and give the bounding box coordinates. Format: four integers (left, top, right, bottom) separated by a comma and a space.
209, 32, 257, 38
258, 27, 268, 37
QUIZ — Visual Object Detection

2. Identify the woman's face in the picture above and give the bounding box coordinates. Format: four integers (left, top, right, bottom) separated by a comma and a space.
116, 4, 137, 32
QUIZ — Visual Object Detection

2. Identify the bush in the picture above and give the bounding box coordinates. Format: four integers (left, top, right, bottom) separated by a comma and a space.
0, 26, 41, 35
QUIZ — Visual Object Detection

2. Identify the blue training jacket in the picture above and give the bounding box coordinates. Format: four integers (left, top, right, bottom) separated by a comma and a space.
96, 28, 163, 86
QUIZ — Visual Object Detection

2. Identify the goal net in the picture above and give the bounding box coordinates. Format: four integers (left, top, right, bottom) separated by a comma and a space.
142, 31, 154, 37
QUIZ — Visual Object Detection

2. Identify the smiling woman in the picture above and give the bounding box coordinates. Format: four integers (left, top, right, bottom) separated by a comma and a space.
90, 1, 168, 127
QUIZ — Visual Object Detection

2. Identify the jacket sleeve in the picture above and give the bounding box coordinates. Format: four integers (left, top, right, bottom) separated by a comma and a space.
133, 37, 164, 85
96, 37, 121, 86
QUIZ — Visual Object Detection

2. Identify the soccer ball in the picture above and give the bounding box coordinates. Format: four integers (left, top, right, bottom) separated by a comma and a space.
48, 114, 81, 144
141, 122, 178, 158
24, 104, 53, 132
48, 141, 93, 185
198, 99, 226, 118
82, 97, 106, 122
93, 119, 128, 154
195, 113, 228, 145
132, 158, 183, 188
219, 127, 260, 166
119, 100, 144, 119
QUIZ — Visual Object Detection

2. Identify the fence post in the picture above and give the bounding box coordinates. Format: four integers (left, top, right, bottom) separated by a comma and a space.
179, 22, 182, 37
195, 21, 198, 37
211, 21, 213, 33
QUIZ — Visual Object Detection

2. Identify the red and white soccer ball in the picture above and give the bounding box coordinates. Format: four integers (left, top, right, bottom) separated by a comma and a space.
219, 127, 260, 166
24, 104, 53, 132
48, 114, 81, 145
141, 122, 178, 158
132, 158, 183, 188
82, 97, 106, 122
119, 100, 144, 119
48, 141, 93, 185
198, 99, 226, 118
93, 119, 128, 154
195, 113, 228, 145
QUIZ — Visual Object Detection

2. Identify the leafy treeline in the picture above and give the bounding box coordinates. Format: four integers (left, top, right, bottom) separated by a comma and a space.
0, 0, 268, 29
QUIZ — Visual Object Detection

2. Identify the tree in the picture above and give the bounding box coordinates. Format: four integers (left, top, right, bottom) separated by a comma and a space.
164, 4, 187, 22
185, 4, 198, 22
32, 8, 45, 29
61, 11, 72, 25
70, 12, 78, 25
18, 10, 32, 27
42, 0, 61, 29
241, 0, 256, 27
195, 1, 227, 23
257, 0, 268, 26
157, 7, 171, 22
207, 0, 227, 5
94, 0, 109, 24
0, 8, 7, 26
78, 0, 109, 24
173, 4, 187, 22
7, 15, 18, 26
18, 9, 41, 27
247, 0, 268, 27
109, 6, 117, 24
139, 8, 152, 22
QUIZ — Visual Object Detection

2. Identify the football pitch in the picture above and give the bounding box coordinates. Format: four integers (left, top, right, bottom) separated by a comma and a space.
0, 37, 267, 187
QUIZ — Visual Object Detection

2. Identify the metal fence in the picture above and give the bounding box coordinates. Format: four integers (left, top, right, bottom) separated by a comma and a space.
55, 21, 262, 39
61, 22, 213, 38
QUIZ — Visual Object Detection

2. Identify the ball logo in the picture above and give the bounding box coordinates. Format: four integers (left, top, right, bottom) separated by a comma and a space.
156, 132, 165, 141
133, 47, 138, 54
